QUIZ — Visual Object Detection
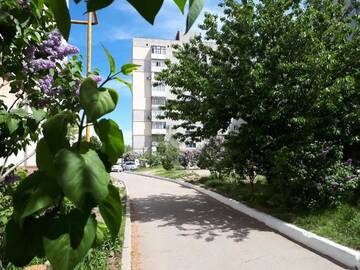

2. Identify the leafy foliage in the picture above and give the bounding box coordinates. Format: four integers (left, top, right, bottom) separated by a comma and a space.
157, 141, 180, 171
159, 0, 360, 208
179, 149, 200, 168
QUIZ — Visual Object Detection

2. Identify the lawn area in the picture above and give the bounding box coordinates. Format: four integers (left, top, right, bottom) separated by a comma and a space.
187, 176, 360, 250
135, 166, 197, 180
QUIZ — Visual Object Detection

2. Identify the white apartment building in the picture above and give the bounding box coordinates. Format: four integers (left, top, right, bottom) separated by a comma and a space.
132, 31, 202, 153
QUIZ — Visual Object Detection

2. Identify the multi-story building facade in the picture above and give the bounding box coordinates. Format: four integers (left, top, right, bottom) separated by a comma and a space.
132, 31, 202, 153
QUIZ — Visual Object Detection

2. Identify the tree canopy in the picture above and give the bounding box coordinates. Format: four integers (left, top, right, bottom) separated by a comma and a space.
158, 0, 360, 207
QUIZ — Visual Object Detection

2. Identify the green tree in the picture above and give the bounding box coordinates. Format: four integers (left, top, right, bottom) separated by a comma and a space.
157, 141, 180, 170
158, 0, 360, 207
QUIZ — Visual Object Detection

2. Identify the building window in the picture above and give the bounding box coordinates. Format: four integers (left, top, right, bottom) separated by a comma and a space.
152, 122, 166, 129
152, 83, 165, 92
151, 45, 166, 55
185, 141, 197, 148
152, 110, 163, 119
152, 60, 165, 67
151, 97, 166, 105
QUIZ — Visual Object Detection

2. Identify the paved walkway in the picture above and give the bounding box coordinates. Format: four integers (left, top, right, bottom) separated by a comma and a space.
116, 172, 346, 270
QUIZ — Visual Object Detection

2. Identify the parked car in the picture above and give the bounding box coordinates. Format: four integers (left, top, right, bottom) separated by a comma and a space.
111, 162, 123, 172
123, 161, 138, 170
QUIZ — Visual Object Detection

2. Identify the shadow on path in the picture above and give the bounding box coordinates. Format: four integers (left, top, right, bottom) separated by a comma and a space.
131, 191, 271, 243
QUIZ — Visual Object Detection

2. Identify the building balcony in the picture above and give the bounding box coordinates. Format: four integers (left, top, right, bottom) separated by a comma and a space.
151, 53, 167, 60
152, 128, 167, 135
151, 65, 165, 73
152, 113, 164, 121
152, 90, 166, 97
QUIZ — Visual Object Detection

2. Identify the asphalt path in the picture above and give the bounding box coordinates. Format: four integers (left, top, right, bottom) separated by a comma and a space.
115, 172, 346, 270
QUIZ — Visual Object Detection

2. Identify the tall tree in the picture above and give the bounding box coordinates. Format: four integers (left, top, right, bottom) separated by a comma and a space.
158, 0, 360, 207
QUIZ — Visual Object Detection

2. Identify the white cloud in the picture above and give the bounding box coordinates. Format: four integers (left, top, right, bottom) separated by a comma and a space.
110, 29, 133, 40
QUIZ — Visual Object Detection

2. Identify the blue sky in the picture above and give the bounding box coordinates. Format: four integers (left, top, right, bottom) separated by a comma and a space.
68, 0, 222, 146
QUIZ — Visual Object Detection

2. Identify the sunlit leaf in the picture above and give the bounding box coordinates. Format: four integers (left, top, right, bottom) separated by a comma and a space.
94, 119, 124, 164
55, 149, 110, 209
99, 184, 122, 240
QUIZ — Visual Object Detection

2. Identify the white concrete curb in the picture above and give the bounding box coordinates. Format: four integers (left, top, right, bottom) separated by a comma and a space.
119, 180, 132, 270
128, 171, 360, 270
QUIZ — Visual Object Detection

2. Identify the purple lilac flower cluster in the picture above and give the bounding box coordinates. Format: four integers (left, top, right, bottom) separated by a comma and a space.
344, 158, 352, 166
18, 0, 30, 9
38, 74, 53, 94
89, 75, 102, 85
320, 146, 331, 157
23, 30, 80, 74
40, 30, 80, 61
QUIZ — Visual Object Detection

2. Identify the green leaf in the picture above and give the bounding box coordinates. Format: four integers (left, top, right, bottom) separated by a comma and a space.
115, 77, 132, 89
36, 138, 56, 176
32, 108, 46, 123
80, 78, 118, 122
10, 108, 28, 117
6, 118, 19, 134
102, 45, 116, 74
121, 63, 140, 75
0, 111, 8, 124
126, 0, 164, 24
5, 217, 45, 267
99, 184, 122, 240
186, 0, 206, 32
94, 119, 124, 164
55, 149, 110, 209
46, 0, 71, 40
173, 0, 187, 13
43, 215, 97, 270
87, 0, 114, 11
42, 112, 73, 153
13, 171, 60, 220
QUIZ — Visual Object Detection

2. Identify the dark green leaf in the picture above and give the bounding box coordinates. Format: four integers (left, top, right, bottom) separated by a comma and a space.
115, 77, 132, 89
87, 0, 114, 12
43, 215, 97, 270
36, 138, 56, 176
13, 171, 60, 220
46, 0, 71, 40
126, 0, 164, 24
94, 119, 124, 164
121, 63, 140, 75
55, 149, 110, 209
5, 217, 45, 267
102, 45, 116, 74
99, 184, 122, 240
42, 111, 74, 152
80, 78, 118, 122
186, 0, 206, 32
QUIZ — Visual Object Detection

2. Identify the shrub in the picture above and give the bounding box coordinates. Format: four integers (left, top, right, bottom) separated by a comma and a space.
179, 149, 200, 168
272, 142, 360, 208
198, 137, 230, 177
157, 141, 179, 171
123, 151, 140, 162
142, 152, 161, 167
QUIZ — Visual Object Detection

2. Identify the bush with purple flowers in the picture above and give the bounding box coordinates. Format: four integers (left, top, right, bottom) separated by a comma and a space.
273, 142, 360, 208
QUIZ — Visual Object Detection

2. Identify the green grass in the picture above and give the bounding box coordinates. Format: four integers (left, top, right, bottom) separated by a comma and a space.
190, 176, 360, 250
136, 165, 196, 180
